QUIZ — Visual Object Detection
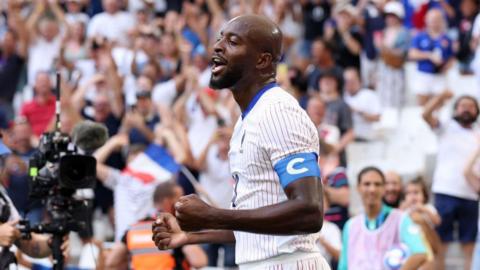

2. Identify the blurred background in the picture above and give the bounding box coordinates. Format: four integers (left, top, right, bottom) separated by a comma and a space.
0, 0, 479, 269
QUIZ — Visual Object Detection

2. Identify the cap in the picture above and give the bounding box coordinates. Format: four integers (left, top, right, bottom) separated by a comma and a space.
384, 1, 405, 19
0, 139, 11, 156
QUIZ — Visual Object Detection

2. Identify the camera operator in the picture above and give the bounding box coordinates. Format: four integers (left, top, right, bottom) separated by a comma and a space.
0, 135, 68, 269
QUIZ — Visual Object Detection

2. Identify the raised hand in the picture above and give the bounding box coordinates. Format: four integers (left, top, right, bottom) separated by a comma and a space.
152, 213, 188, 250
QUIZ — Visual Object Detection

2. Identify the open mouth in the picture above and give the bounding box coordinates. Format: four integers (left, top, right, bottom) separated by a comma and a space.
211, 55, 227, 76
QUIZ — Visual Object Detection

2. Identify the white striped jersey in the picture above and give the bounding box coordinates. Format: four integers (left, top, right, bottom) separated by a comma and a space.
229, 85, 322, 264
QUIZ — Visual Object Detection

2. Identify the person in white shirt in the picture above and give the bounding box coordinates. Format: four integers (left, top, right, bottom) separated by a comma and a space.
343, 67, 381, 141
423, 91, 480, 270
87, 0, 135, 46
26, 0, 66, 84
152, 15, 329, 269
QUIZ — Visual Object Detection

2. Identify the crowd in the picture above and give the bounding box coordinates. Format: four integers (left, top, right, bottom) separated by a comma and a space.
1, 0, 480, 269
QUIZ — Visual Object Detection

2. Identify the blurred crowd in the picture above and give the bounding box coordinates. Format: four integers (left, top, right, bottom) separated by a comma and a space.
1, 0, 480, 269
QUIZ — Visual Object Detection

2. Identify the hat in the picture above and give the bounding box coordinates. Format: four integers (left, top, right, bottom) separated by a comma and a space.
334, 3, 358, 17
384, 1, 405, 19
0, 139, 11, 156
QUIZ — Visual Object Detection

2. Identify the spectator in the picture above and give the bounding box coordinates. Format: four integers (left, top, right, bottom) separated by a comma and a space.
0, 1, 27, 120
2, 120, 43, 224
318, 140, 350, 230
93, 125, 188, 241
356, 0, 385, 89
305, 38, 343, 93
120, 87, 160, 146
338, 166, 427, 270
19, 72, 56, 137
383, 170, 404, 208
343, 67, 381, 141
318, 70, 354, 166
105, 181, 207, 270
298, 0, 332, 67
375, 1, 410, 108
87, 0, 135, 46
456, 0, 478, 75
194, 126, 236, 268
306, 95, 341, 146
64, 0, 90, 25
408, 8, 454, 106
26, 0, 66, 84
401, 177, 442, 270
325, 3, 363, 70
423, 92, 480, 270
60, 21, 89, 71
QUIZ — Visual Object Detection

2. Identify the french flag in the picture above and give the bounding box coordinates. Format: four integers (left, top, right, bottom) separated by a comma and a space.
122, 144, 180, 184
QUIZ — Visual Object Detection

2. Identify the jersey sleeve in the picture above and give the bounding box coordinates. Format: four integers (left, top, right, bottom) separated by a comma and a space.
258, 102, 321, 188
400, 214, 427, 255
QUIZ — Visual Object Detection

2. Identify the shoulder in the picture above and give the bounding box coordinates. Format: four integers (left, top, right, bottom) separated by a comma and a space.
256, 87, 312, 123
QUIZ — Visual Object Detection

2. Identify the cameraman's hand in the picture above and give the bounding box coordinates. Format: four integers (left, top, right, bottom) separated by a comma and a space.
0, 220, 20, 247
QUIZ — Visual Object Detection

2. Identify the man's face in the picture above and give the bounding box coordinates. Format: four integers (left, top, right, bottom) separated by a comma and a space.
103, 0, 118, 13
384, 172, 402, 205
34, 73, 52, 96
343, 70, 361, 95
210, 19, 257, 90
454, 97, 478, 125
311, 41, 326, 64
426, 10, 445, 33
319, 76, 338, 102
11, 123, 32, 150
358, 171, 385, 209
306, 98, 325, 126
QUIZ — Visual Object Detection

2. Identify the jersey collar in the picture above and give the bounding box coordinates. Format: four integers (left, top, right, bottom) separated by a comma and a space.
241, 82, 278, 120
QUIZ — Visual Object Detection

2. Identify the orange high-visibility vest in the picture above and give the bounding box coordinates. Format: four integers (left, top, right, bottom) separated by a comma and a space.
126, 220, 189, 270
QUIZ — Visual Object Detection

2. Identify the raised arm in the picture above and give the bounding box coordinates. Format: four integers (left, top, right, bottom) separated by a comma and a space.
422, 90, 453, 128
26, 0, 46, 41
7, 1, 29, 58
93, 134, 128, 181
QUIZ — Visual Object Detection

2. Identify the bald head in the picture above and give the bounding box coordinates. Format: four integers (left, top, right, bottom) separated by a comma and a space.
228, 15, 283, 63
210, 14, 283, 90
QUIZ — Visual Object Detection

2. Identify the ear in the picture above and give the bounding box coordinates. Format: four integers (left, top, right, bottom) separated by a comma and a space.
256, 53, 273, 70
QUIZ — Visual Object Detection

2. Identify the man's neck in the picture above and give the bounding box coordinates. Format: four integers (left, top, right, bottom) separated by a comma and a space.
365, 203, 383, 220
231, 78, 276, 114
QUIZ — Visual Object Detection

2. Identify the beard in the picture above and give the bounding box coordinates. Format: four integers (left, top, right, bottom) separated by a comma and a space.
209, 64, 244, 90
454, 111, 478, 126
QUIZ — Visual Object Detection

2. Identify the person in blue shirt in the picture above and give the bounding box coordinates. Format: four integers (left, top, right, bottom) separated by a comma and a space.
338, 166, 427, 270
408, 8, 453, 106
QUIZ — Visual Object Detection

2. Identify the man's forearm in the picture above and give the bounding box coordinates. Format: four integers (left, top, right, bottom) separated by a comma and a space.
208, 197, 322, 235
187, 230, 235, 245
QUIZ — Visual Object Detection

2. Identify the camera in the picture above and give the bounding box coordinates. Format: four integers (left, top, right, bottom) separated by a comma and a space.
18, 73, 97, 270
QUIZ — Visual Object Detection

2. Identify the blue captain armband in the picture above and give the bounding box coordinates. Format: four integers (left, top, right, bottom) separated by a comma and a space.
273, 152, 321, 189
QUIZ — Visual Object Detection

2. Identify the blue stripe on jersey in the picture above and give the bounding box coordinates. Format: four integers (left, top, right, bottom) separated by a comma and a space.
241, 82, 278, 119
273, 152, 321, 189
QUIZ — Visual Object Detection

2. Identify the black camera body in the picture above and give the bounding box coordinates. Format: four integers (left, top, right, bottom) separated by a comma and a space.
19, 130, 97, 270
